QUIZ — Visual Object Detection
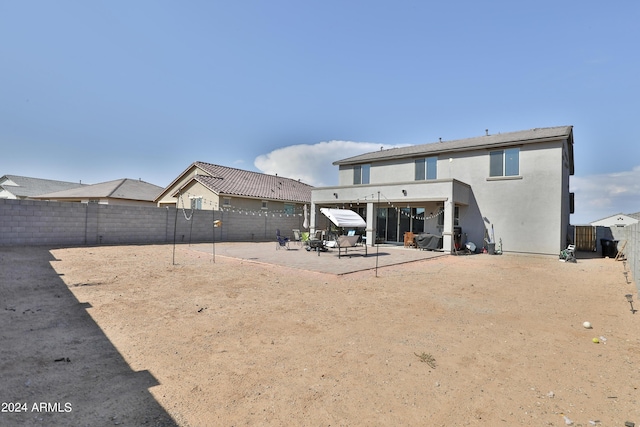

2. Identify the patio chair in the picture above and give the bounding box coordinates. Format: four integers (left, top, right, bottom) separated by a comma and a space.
301, 231, 310, 247
336, 234, 367, 258
276, 229, 290, 250
292, 229, 302, 246
403, 231, 416, 248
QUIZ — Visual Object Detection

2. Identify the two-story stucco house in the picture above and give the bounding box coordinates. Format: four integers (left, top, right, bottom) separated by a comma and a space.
310, 126, 575, 255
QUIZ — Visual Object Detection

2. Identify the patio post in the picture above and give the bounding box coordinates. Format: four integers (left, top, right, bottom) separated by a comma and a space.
366, 201, 375, 247
310, 202, 317, 236
442, 197, 454, 254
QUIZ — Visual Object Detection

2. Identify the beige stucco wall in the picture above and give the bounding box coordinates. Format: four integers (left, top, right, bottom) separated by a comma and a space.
173, 180, 220, 210
156, 165, 209, 207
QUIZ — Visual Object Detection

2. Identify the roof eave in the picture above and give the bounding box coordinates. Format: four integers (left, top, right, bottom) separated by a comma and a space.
334, 130, 573, 166
154, 162, 202, 202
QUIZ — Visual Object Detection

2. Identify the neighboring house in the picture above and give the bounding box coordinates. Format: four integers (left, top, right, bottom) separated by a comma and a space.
33, 178, 164, 206
155, 161, 313, 214
0, 175, 85, 200
590, 213, 640, 228
311, 126, 575, 255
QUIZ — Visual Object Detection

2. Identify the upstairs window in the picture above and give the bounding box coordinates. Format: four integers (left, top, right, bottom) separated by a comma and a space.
261, 200, 268, 210
354, 164, 370, 185
490, 148, 519, 177
415, 157, 437, 180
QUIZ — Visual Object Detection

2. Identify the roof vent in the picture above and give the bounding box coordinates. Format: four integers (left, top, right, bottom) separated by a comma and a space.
485, 129, 489, 136
439, 137, 442, 143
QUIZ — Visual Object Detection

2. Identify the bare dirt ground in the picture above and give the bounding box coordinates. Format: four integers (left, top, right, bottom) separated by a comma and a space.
1, 244, 639, 427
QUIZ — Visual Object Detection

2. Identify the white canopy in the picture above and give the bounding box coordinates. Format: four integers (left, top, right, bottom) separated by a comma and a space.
320, 208, 366, 228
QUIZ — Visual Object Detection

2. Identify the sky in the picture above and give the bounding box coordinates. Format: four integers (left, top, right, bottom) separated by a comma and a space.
1, 1, 639, 224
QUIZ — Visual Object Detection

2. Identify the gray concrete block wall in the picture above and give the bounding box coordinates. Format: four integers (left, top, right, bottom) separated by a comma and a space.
216, 210, 306, 242
0, 199, 87, 245
0, 199, 304, 247
95, 204, 170, 245
171, 208, 216, 244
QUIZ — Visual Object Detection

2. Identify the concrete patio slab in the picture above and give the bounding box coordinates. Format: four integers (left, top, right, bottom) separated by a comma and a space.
189, 241, 447, 275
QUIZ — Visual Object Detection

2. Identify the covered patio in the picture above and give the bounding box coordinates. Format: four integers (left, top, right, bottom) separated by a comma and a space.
310, 179, 474, 254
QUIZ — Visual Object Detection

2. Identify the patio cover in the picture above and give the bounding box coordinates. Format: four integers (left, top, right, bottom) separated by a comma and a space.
320, 208, 366, 228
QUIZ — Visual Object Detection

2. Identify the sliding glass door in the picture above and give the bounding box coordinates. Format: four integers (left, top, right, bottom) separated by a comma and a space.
376, 207, 425, 242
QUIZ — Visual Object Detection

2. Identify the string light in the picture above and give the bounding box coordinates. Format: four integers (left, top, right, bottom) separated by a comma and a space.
175, 190, 308, 218
219, 207, 304, 218
178, 191, 193, 221
176, 190, 449, 222
333, 191, 445, 221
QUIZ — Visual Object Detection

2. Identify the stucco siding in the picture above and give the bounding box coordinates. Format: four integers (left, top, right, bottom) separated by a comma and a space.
177, 180, 219, 210
327, 137, 569, 254
455, 141, 564, 254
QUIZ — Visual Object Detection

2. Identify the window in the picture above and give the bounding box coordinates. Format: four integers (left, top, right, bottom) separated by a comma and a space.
284, 203, 295, 215
569, 192, 575, 214
223, 197, 231, 207
415, 157, 437, 180
437, 204, 459, 226
261, 200, 268, 210
354, 164, 370, 184
490, 148, 519, 177
190, 197, 202, 210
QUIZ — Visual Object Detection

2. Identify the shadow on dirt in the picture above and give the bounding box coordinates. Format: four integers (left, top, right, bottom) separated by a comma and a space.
0, 247, 177, 427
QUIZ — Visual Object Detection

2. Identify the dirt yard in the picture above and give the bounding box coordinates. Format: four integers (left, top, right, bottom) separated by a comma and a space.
1, 244, 639, 426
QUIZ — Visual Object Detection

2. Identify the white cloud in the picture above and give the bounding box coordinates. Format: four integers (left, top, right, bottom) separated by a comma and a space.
254, 140, 405, 187
570, 165, 640, 223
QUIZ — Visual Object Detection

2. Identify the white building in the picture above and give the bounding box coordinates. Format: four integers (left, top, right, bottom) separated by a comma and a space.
311, 126, 575, 255
590, 213, 640, 228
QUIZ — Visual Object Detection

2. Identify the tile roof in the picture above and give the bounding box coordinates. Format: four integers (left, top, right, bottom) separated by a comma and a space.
334, 126, 574, 165
190, 162, 313, 203
35, 179, 164, 201
0, 175, 86, 198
